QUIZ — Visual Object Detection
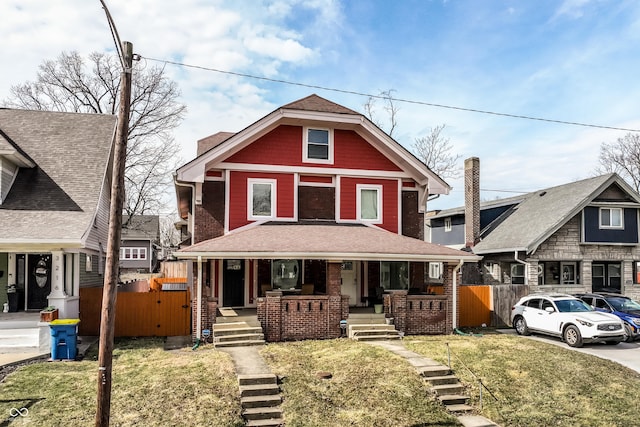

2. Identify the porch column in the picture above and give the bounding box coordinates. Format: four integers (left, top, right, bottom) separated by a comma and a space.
326, 262, 343, 338
444, 263, 455, 334
47, 250, 69, 318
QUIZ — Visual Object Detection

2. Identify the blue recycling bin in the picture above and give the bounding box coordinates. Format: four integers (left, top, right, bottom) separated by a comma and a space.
49, 319, 80, 360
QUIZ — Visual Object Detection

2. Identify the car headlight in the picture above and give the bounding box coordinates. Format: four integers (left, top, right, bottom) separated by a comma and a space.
631, 318, 640, 327
576, 319, 593, 327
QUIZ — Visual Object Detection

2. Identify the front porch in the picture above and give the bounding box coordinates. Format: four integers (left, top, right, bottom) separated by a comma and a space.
0, 311, 51, 354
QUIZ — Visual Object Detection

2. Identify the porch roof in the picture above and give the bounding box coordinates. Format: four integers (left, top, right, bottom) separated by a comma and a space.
174, 222, 481, 262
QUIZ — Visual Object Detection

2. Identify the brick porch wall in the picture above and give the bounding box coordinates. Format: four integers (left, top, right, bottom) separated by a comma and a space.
257, 262, 346, 342
385, 263, 455, 335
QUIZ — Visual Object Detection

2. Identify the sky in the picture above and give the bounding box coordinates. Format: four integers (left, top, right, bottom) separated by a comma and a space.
1, 0, 640, 211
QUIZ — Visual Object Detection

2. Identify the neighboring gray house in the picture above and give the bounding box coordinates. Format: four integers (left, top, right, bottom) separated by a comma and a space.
428, 158, 640, 299
120, 215, 160, 273
0, 108, 116, 318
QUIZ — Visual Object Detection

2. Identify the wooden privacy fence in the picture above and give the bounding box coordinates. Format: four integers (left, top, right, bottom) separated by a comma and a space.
458, 285, 492, 327
160, 261, 188, 278
78, 287, 191, 337
492, 284, 529, 327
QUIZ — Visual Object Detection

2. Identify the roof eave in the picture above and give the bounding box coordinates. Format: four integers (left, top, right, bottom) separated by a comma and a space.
173, 250, 480, 262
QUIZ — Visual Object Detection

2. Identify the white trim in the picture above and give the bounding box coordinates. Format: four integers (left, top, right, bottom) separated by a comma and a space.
224, 170, 231, 234
175, 251, 481, 262
218, 162, 411, 179
248, 178, 277, 220
356, 184, 383, 224
303, 127, 334, 164
298, 175, 335, 187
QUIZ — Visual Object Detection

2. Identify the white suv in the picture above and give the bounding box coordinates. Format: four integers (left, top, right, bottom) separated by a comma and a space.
511, 294, 626, 347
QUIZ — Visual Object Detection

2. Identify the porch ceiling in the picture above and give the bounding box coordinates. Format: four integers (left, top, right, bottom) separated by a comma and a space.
174, 222, 480, 262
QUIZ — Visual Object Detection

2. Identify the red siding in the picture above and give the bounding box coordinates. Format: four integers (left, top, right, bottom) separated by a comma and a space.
339, 177, 399, 233
228, 171, 295, 231
225, 125, 401, 172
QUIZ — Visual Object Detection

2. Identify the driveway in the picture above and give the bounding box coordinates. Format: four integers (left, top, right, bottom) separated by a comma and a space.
499, 329, 640, 373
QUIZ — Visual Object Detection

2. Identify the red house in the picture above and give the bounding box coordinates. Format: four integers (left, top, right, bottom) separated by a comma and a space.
174, 95, 478, 341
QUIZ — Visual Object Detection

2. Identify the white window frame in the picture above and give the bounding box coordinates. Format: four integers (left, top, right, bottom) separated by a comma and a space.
303, 127, 333, 164
560, 262, 578, 285
429, 262, 442, 279
120, 247, 148, 261
248, 179, 277, 220
444, 217, 452, 232
356, 184, 382, 223
599, 207, 623, 229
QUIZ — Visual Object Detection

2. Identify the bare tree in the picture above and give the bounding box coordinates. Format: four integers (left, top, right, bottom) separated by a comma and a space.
363, 89, 399, 137
3, 51, 186, 216
412, 124, 462, 180
596, 132, 640, 192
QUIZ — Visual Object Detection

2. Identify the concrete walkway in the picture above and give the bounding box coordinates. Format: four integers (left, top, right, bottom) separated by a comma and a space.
218, 346, 272, 375
365, 340, 500, 427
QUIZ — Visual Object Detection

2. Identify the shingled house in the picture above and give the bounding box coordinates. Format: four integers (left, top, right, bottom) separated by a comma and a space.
173, 95, 479, 341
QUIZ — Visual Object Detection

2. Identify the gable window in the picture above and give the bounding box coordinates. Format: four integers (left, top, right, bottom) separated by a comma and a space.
600, 207, 623, 229
303, 127, 333, 163
444, 218, 452, 232
357, 185, 382, 222
248, 179, 276, 220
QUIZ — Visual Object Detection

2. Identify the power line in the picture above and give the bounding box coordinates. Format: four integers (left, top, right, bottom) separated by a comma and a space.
143, 56, 640, 133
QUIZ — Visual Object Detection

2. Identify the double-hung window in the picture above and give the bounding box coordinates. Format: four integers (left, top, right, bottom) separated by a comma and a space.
120, 248, 147, 260
357, 185, 382, 223
303, 128, 333, 163
510, 263, 525, 284
600, 207, 623, 229
249, 179, 276, 220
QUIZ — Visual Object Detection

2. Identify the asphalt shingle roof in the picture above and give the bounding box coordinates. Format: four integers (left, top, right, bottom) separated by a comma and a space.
0, 108, 116, 243
177, 222, 479, 262
472, 173, 638, 254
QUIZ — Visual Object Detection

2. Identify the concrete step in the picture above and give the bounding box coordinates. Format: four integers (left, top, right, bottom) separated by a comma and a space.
423, 375, 459, 386
446, 404, 475, 413
214, 339, 266, 348
238, 374, 277, 387
245, 418, 284, 427
352, 334, 401, 341
348, 323, 390, 331
241, 395, 282, 409
438, 394, 470, 406
213, 324, 262, 334
240, 384, 281, 398
431, 383, 465, 396
215, 333, 264, 342
457, 415, 499, 426
242, 407, 283, 421
419, 365, 451, 378
0, 327, 50, 353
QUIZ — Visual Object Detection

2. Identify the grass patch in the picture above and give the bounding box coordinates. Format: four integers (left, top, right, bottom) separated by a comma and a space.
404, 334, 640, 427
260, 339, 460, 427
0, 338, 243, 426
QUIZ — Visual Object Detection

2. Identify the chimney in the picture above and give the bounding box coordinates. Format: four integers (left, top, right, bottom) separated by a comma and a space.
464, 157, 480, 248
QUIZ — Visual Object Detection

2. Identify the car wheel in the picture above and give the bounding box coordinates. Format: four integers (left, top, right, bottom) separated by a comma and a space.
624, 324, 634, 343
563, 325, 583, 348
514, 316, 530, 336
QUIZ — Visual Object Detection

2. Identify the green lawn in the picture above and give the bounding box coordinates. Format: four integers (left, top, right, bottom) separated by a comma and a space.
0, 335, 638, 426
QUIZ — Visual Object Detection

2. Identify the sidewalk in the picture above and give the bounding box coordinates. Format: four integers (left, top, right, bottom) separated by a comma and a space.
0, 336, 98, 368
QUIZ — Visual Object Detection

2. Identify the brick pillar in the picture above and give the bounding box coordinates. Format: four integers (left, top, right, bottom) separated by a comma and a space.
326, 262, 341, 296
264, 291, 282, 342
385, 290, 408, 334
444, 264, 455, 334
464, 157, 480, 248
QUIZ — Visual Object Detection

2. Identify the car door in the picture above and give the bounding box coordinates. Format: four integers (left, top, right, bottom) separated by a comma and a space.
537, 298, 562, 335
522, 298, 544, 330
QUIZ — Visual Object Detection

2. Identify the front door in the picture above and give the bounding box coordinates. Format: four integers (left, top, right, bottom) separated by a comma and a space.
341, 261, 358, 306
223, 259, 244, 307
27, 254, 51, 310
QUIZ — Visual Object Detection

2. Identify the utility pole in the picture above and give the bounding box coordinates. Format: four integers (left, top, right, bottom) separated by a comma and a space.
95, 40, 132, 427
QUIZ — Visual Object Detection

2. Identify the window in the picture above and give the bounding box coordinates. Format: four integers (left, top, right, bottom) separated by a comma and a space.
248, 179, 276, 219
303, 128, 333, 163
510, 263, 525, 284
357, 185, 382, 222
592, 264, 605, 289
561, 262, 577, 284
380, 261, 409, 290
120, 248, 147, 260
600, 207, 623, 229
444, 218, 452, 232
429, 262, 442, 280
